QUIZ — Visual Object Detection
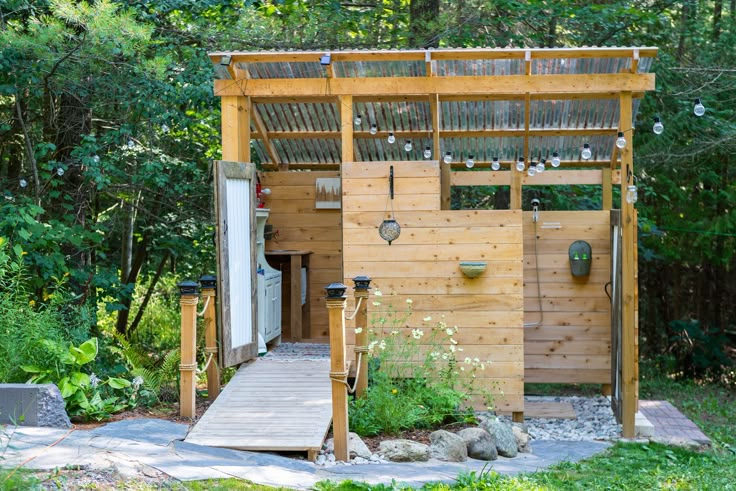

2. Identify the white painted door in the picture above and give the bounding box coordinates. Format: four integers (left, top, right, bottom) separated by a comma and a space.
215, 161, 258, 367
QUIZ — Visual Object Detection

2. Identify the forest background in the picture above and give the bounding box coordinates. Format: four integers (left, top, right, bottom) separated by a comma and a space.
0, 0, 734, 394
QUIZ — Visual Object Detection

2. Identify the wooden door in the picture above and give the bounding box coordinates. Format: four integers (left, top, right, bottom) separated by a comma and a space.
215, 161, 258, 367
610, 210, 623, 422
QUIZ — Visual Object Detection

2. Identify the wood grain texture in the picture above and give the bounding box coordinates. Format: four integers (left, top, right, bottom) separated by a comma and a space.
184, 359, 332, 455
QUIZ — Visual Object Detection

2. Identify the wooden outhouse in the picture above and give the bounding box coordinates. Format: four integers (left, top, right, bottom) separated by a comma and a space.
210, 47, 656, 437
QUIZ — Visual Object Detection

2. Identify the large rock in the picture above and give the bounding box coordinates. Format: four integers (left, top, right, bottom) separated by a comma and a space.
458, 427, 498, 461
0, 384, 71, 428
513, 424, 532, 453
429, 430, 467, 462
481, 417, 518, 458
325, 432, 372, 460
378, 439, 430, 462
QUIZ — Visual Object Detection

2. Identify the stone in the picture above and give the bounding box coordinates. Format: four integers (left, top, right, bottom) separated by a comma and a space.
378, 439, 430, 462
512, 424, 531, 453
324, 432, 372, 460
481, 417, 518, 458
428, 430, 467, 462
458, 427, 498, 461
0, 384, 71, 428
315, 455, 326, 466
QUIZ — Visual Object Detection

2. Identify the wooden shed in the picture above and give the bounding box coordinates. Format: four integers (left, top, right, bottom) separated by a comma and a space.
209, 47, 656, 438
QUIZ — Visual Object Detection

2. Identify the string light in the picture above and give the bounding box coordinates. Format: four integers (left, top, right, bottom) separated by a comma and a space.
516, 157, 525, 172
581, 143, 592, 160
626, 184, 638, 204
404, 140, 412, 152
536, 159, 545, 173
19, 178, 27, 188
369, 124, 378, 135
653, 117, 664, 135
354, 114, 362, 126
491, 157, 500, 171
127, 139, 135, 148
443, 152, 453, 164
551, 152, 561, 168
423, 146, 432, 159
527, 165, 537, 176
387, 132, 395, 144
56, 167, 64, 177
693, 99, 705, 117
616, 132, 626, 149
465, 155, 475, 168
93, 155, 100, 163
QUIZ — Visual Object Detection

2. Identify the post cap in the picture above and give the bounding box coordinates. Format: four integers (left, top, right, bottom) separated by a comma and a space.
199, 274, 217, 290
325, 282, 347, 299
177, 280, 200, 296
352, 276, 372, 290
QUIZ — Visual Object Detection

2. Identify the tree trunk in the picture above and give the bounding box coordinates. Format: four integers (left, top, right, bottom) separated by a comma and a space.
409, 0, 440, 48
128, 252, 170, 335
713, 0, 723, 42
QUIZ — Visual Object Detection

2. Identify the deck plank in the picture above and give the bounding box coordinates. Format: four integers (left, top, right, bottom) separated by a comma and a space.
184, 359, 332, 454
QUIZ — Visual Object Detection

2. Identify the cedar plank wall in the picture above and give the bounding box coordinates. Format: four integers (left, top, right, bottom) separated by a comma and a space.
523, 211, 612, 384
260, 171, 342, 341
342, 161, 525, 413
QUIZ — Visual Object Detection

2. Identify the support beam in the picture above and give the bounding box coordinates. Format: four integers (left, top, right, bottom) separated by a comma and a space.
214, 74, 656, 98
251, 106, 281, 169
619, 91, 637, 438
339, 95, 354, 163
250, 127, 619, 140
221, 96, 250, 162
430, 94, 448, 210
602, 168, 613, 210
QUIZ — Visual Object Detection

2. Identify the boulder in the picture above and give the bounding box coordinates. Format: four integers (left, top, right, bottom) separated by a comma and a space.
512, 424, 532, 453
0, 384, 71, 428
324, 432, 372, 460
481, 417, 518, 458
458, 427, 498, 461
378, 439, 430, 462
429, 430, 467, 462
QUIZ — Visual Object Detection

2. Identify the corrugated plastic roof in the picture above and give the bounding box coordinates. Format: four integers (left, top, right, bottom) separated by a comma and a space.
211, 48, 655, 167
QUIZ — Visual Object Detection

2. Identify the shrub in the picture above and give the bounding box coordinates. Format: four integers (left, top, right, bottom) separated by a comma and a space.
349, 292, 492, 436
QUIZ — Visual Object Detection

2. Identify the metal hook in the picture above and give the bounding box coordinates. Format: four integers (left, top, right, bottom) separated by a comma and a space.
389, 165, 394, 200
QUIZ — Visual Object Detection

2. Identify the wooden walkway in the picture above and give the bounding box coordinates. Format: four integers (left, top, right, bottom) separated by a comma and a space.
184, 358, 332, 459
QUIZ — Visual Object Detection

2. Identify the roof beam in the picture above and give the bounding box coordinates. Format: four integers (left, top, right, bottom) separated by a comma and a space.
250, 128, 620, 140
214, 73, 655, 98
251, 107, 281, 168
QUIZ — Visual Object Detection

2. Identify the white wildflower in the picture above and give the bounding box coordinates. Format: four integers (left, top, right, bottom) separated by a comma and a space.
374, 290, 383, 297
445, 328, 454, 336
464, 357, 472, 364
355, 327, 363, 334
379, 340, 386, 350
442, 353, 449, 360
454, 325, 459, 333
473, 357, 480, 363
460, 366, 465, 371
450, 338, 458, 345
405, 298, 413, 304
391, 330, 399, 336
457, 347, 463, 352
412, 329, 424, 339
450, 345, 456, 353
132, 376, 144, 390
430, 351, 440, 359
372, 301, 382, 306
89, 373, 100, 388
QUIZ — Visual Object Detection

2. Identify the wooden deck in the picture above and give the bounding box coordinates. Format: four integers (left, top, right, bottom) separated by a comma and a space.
184, 358, 332, 459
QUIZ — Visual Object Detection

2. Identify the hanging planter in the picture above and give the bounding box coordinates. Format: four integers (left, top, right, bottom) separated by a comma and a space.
379, 165, 401, 245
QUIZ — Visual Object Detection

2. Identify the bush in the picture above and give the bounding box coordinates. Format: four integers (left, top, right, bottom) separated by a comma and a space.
349, 292, 492, 436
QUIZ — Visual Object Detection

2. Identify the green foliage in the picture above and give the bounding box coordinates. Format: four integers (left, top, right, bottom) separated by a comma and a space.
666, 319, 733, 381
350, 293, 490, 437
22, 337, 144, 421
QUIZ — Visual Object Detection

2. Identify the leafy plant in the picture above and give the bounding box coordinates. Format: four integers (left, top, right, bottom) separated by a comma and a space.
349, 292, 491, 437
21, 337, 139, 421
668, 319, 733, 381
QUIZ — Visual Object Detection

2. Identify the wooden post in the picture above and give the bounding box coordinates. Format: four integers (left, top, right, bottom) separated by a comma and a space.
325, 282, 349, 462
200, 274, 220, 401
619, 91, 637, 438
352, 276, 371, 398
178, 280, 199, 418
221, 95, 250, 162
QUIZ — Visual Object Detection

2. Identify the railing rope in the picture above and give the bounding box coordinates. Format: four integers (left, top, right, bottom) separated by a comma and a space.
199, 275, 220, 401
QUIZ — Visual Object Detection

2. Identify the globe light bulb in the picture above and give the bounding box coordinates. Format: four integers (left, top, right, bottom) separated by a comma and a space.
465, 155, 475, 168
527, 166, 537, 177
516, 157, 525, 172
404, 140, 412, 152
443, 152, 453, 164
616, 132, 626, 149
127, 139, 135, 148
369, 124, 377, 135
626, 184, 638, 204
93, 155, 100, 163
693, 98, 705, 117
536, 159, 545, 173
551, 152, 561, 168
56, 167, 64, 177
653, 117, 664, 135
354, 114, 362, 126
581, 143, 592, 160
161, 124, 170, 133
491, 157, 500, 171
423, 147, 432, 159
19, 178, 28, 188
387, 132, 395, 144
